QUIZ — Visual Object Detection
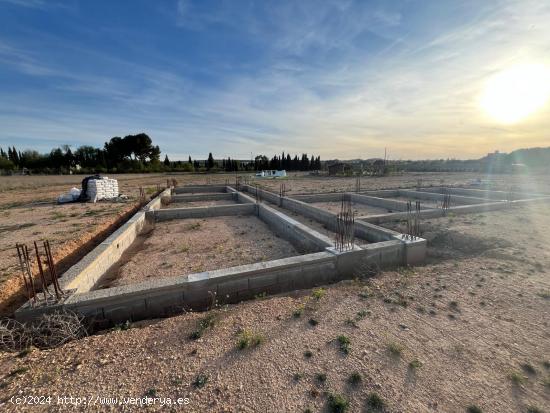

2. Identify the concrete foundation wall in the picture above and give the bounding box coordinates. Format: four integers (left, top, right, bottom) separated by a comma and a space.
292, 193, 346, 202
58, 188, 171, 294
360, 190, 400, 198
29, 253, 338, 324
174, 185, 227, 194
243, 184, 280, 204
258, 203, 333, 253
419, 186, 547, 201
397, 189, 489, 205
170, 193, 236, 202
152, 203, 256, 221
351, 193, 409, 211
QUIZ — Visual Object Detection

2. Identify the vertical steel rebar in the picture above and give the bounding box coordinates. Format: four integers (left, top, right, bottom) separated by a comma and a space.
16, 244, 32, 302
22, 244, 37, 302
44, 240, 62, 299
34, 241, 51, 301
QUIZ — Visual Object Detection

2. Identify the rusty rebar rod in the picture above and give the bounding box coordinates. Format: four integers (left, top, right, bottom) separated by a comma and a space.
16, 244, 33, 303
44, 240, 62, 299
22, 244, 37, 302
34, 241, 52, 301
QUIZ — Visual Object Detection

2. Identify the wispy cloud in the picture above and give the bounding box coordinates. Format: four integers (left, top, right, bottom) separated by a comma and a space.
1, 0, 549, 159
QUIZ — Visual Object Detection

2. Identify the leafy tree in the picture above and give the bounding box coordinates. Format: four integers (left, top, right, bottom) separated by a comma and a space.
207, 152, 214, 170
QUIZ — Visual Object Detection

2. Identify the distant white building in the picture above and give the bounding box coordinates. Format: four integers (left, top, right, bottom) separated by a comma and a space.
255, 170, 287, 178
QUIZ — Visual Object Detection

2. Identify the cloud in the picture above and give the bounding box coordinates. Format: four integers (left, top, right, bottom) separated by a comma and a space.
1, 0, 550, 159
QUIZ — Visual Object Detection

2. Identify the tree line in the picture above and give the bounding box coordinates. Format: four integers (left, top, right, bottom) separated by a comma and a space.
0, 134, 322, 174
163, 152, 322, 172
0, 133, 160, 174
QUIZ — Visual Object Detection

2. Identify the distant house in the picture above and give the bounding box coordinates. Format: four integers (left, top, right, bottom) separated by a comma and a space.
255, 170, 287, 178
327, 162, 352, 176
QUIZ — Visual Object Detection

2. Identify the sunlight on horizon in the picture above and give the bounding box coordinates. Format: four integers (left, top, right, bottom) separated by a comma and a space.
479, 63, 550, 125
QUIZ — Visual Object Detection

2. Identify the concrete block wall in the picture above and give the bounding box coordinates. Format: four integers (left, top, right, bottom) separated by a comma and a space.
257, 203, 333, 253
397, 189, 489, 205
351, 193, 409, 211
170, 193, 236, 202
152, 203, 256, 221
58, 188, 170, 294
47, 253, 339, 324
419, 186, 548, 201
242, 184, 280, 204
174, 185, 227, 194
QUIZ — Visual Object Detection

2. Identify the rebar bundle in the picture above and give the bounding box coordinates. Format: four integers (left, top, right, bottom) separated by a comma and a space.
235, 175, 241, 190
355, 176, 361, 193
405, 201, 421, 240
442, 193, 451, 210
334, 194, 355, 251
255, 184, 261, 203
16, 240, 63, 305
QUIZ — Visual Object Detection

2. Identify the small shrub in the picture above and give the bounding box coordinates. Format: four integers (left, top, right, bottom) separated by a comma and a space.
538, 290, 550, 299
293, 306, 304, 318
316, 373, 327, 383
358, 291, 369, 299
312, 288, 327, 300
304, 350, 313, 358
293, 372, 304, 381
237, 329, 264, 349
409, 359, 422, 369
387, 342, 403, 358
348, 371, 362, 385
521, 363, 537, 375
466, 405, 483, 413
337, 335, 351, 354
144, 388, 157, 397
356, 310, 368, 320
327, 393, 349, 413
526, 406, 542, 413
8, 367, 29, 377
508, 371, 526, 385
542, 360, 550, 369
17, 348, 33, 358
193, 374, 209, 388
189, 313, 216, 340
366, 392, 385, 411
308, 318, 318, 326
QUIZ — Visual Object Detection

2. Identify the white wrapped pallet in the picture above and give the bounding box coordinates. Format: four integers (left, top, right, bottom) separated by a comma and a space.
86, 177, 119, 202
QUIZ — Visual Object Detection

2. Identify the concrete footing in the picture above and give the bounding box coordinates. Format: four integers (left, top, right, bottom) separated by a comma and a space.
15, 184, 429, 325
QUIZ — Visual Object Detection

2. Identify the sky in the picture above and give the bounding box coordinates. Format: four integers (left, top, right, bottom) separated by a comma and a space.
0, 0, 549, 160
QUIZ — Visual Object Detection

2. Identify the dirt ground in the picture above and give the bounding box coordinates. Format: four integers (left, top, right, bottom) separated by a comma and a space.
99, 216, 299, 288
1, 199, 549, 412
0, 174, 550, 413
256, 171, 550, 195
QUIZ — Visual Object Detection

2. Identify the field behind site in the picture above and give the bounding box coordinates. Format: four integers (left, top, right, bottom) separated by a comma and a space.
0, 171, 549, 412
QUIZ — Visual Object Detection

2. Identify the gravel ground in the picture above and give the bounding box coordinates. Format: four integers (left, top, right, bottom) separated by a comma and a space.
99, 215, 300, 288
1, 202, 549, 412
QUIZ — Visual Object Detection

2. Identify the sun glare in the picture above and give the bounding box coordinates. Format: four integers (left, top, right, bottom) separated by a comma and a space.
480, 63, 550, 124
